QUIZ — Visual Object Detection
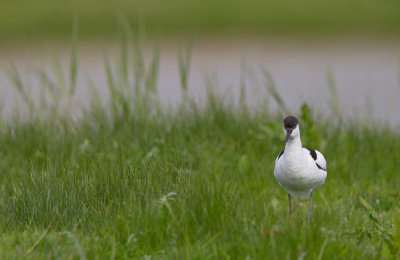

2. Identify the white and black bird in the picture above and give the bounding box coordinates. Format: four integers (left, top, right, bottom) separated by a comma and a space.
274, 116, 327, 218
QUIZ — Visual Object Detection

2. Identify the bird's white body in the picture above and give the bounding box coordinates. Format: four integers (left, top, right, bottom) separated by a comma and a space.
274, 123, 327, 199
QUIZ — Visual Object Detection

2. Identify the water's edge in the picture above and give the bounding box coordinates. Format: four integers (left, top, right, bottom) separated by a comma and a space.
0, 37, 399, 125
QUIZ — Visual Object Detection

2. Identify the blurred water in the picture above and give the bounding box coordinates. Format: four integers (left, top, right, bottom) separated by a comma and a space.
0, 37, 399, 126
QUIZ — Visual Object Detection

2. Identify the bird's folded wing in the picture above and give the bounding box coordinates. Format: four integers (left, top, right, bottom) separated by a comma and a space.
304, 147, 326, 171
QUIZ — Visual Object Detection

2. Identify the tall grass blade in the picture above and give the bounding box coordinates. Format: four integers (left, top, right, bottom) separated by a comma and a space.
104, 56, 116, 95
35, 69, 58, 106
5, 64, 36, 115
398, 58, 400, 98
104, 56, 122, 115
261, 68, 289, 115
204, 72, 220, 112
119, 16, 145, 94
51, 49, 66, 95
247, 66, 268, 112
326, 68, 341, 119
117, 16, 129, 89
26, 214, 57, 254
110, 237, 116, 260
145, 43, 160, 94
317, 240, 328, 260
61, 231, 87, 260
86, 75, 102, 111
178, 38, 194, 93
69, 15, 79, 97
239, 60, 248, 112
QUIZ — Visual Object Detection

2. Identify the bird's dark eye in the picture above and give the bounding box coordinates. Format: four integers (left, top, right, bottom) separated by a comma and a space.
285, 123, 297, 129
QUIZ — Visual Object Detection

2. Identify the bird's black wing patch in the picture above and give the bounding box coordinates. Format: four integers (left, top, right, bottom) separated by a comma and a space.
306, 147, 326, 171
278, 150, 284, 159
305, 147, 317, 160
316, 163, 326, 171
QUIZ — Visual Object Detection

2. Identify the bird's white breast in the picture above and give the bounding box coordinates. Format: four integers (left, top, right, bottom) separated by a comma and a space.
274, 148, 326, 198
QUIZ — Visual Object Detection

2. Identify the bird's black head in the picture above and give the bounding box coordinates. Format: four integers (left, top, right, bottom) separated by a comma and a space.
283, 116, 299, 142
283, 116, 298, 130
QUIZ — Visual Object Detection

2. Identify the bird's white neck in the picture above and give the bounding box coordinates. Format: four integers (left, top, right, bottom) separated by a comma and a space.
285, 135, 302, 154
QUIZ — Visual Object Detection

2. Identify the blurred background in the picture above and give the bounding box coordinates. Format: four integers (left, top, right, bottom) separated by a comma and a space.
1, 0, 400, 124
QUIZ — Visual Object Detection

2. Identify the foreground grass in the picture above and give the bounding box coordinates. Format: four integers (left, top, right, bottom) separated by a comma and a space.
2, 0, 400, 39
0, 100, 399, 258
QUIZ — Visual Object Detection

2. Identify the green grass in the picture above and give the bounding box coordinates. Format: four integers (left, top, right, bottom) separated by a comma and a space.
1, 98, 400, 259
2, 0, 400, 39
1, 33, 400, 259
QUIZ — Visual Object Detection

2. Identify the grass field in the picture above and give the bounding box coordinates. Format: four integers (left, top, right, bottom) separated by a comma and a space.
1, 34, 400, 259
2, 0, 400, 39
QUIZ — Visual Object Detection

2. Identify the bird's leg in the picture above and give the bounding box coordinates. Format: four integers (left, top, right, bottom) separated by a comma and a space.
288, 193, 292, 215
307, 191, 313, 219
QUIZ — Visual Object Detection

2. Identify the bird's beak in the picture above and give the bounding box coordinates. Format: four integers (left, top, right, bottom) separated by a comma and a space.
285, 129, 292, 142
